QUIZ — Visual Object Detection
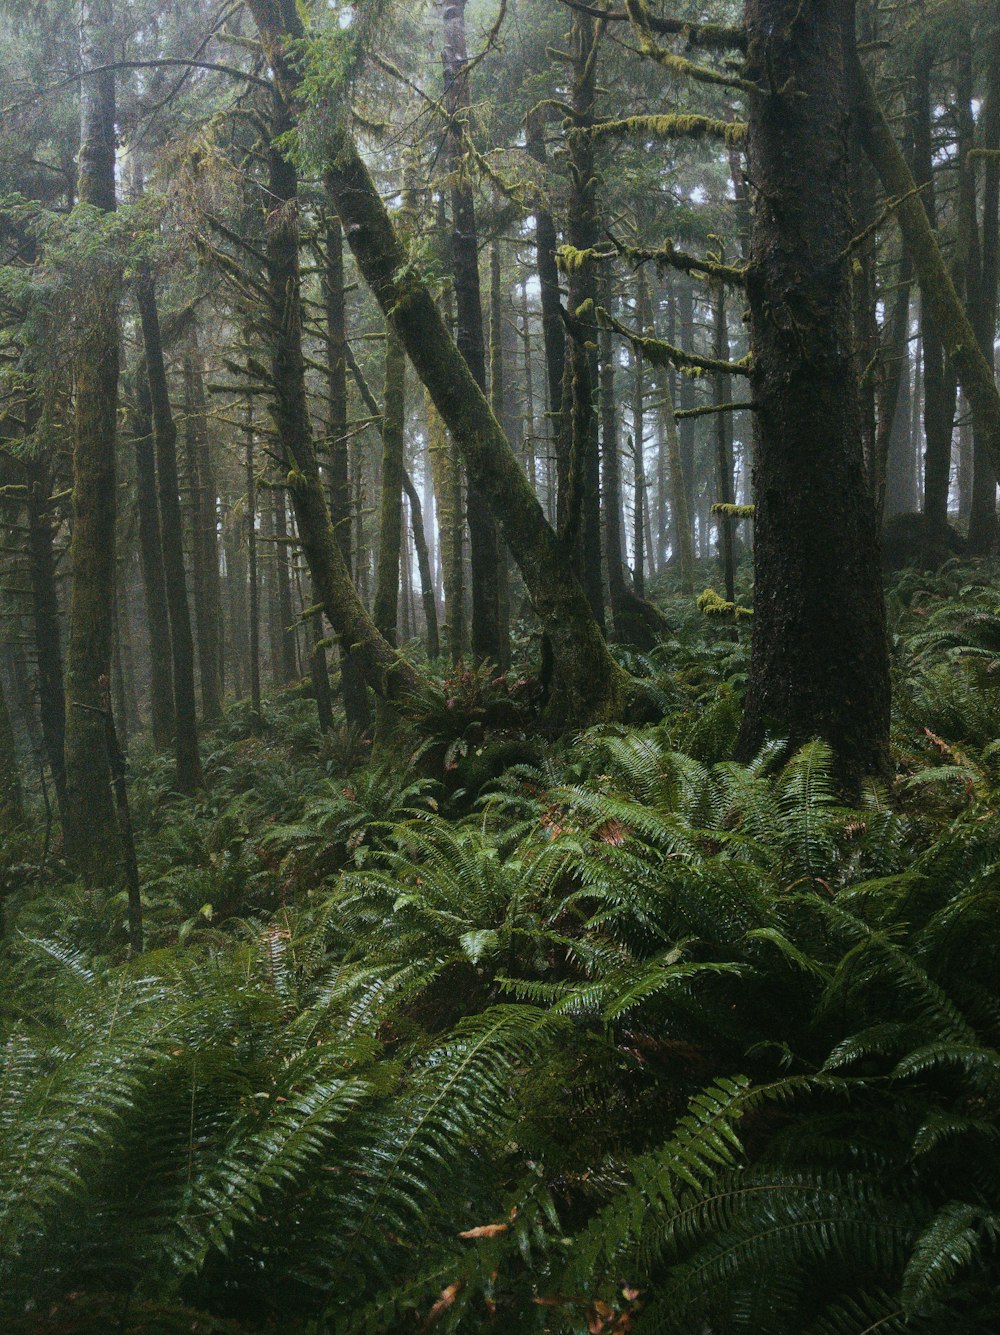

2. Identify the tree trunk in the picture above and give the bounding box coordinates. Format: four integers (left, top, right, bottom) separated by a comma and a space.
561, 12, 606, 629
25, 460, 69, 826
0, 664, 25, 838
737, 0, 891, 787
403, 468, 440, 659
488, 239, 513, 669
426, 394, 465, 663
244, 391, 262, 724
183, 339, 225, 718
525, 109, 566, 531
63, 0, 122, 881
659, 378, 695, 596
712, 282, 737, 603
440, 0, 502, 665
130, 364, 175, 749
325, 219, 371, 729
136, 265, 202, 791
373, 329, 406, 645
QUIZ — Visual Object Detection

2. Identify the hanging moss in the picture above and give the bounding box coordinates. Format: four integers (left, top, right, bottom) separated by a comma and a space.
698, 587, 753, 620
711, 503, 756, 519
587, 113, 747, 147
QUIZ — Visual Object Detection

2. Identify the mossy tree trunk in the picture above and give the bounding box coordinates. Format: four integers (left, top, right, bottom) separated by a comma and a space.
324, 219, 371, 730
525, 109, 566, 500
659, 376, 695, 596
373, 328, 406, 645
129, 365, 175, 751
440, 0, 503, 665
136, 264, 202, 792
712, 281, 737, 603
63, 0, 123, 881
561, 11, 607, 629
964, 20, 1000, 555
183, 338, 224, 719
25, 458, 69, 827
0, 664, 24, 838
736, 0, 891, 787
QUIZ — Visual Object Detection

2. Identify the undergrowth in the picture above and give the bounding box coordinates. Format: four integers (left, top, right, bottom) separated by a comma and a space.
1, 569, 999, 1333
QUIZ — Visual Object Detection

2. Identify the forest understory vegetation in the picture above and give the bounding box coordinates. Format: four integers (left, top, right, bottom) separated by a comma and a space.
4, 561, 1000, 1333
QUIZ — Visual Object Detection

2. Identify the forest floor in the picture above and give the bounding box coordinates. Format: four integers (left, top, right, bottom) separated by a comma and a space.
2, 561, 1000, 1333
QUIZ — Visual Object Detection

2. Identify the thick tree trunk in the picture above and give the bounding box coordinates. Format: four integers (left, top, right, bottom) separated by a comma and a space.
244, 393, 262, 724
269, 488, 298, 686
25, 461, 68, 826
440, 0, 502, 665
562, 12, 607, 629
64, 0, 122, 880
183, 340, 224, 718
0, 665, 25, 838
488, 239, 514, 669
325, 220, 371, 729
130, 365, 175, 750
136, 265, 202, 792
737, 0, 891, 786
373, 329, 406, 645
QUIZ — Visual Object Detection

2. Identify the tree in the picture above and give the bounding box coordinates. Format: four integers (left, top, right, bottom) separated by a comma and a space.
62, 0, 124, 879
736, 0, 891, 784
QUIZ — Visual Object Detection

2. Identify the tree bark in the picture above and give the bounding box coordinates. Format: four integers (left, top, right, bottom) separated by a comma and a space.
129, 364, 175, 750
737, 0, 891, 787
324, 219, 371, 729
0, 664, 25, 838
25, 460, 69, 826
64, 0, 122, 880
183, 338, 225, 717
136, 265, 202, 791
440, 0, 502, 665
373, 329, 406, 645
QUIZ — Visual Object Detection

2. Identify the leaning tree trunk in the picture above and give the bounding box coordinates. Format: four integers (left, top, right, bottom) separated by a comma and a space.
439, 0, 503, 665
63, 0, 123, 881
736, 0, 891, 787
136, 265, 202, 792
247, 0, 632, 726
